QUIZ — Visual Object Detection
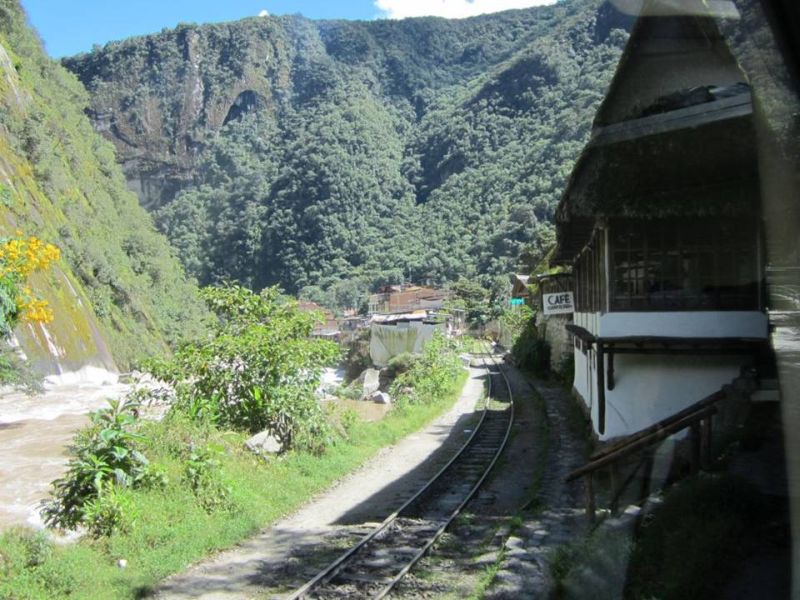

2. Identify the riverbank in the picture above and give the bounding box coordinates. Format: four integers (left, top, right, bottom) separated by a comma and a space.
0, 365, 473, 600
0, 372, 130, 530
155, 365, 485, 599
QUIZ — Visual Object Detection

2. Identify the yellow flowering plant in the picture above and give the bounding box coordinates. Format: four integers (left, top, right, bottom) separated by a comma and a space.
0, 230, 60, 334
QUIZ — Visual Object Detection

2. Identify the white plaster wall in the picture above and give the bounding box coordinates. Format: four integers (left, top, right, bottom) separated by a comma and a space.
572, 341, 594, 412
599, 311, 768, 339
574, 346, 748, 440
571, 310, 766, 440
574, 311, 600, 335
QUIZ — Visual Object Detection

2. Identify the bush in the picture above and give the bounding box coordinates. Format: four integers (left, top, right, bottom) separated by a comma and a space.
183, 444, 233, 513
41, 398, 149, 533
390, 332, 463, 406
386, 352, 416, 378
0, 345, 42, 392
511, 317, 550, 375
556, 351, 575, 384
146, 284, 340, 452
83, 484, 137, 537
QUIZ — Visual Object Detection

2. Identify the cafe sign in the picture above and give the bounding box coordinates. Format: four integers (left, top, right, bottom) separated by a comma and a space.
543, 291, 574, 315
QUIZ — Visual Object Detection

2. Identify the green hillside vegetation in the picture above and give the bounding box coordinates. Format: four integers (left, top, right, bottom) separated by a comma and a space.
64, 0, 631, 310
0, 0, 207, 369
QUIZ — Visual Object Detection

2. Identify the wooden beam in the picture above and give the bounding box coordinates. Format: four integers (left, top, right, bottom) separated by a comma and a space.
591, 93, 752, 147
566, 405, 718, 482
597, 342, 605, 435
607, 350, 615, 390
590, 389, 725, 461
566, 323, 597, 344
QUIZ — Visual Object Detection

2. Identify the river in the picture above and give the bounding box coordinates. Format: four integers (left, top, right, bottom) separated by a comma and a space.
0, 368, 130, 531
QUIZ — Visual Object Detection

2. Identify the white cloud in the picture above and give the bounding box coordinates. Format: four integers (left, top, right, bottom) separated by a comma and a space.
374, 0, 556, 20
258, 9, 270, 17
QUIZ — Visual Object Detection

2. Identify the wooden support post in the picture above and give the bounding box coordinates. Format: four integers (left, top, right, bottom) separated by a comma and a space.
701, 416, 713, 470
639, 453, 654, 504
607, 350, 615, 391
597, 343, 606, 435
690, 423, 701, 474
609, 464, 620, 515
586, 473, 596, 524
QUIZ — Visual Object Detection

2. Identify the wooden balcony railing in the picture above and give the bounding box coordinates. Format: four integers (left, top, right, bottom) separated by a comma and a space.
566, 389, 725, 522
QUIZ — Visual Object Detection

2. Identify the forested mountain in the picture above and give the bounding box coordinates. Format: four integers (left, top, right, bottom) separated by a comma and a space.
63, 0, 632, 308
0, 0, 207, 371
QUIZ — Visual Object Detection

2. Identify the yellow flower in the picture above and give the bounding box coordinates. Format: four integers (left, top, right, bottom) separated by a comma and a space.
1, 232, 60, 328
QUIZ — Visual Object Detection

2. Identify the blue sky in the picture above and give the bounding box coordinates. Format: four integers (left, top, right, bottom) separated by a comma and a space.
20, 0, 554, 58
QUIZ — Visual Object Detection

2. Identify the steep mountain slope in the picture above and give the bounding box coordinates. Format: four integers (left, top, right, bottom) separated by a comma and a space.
64, 0, 632, 306
0, 0, 207, 372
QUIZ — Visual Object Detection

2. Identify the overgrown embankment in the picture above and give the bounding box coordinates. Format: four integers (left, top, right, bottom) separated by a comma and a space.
0, 286, 468, 600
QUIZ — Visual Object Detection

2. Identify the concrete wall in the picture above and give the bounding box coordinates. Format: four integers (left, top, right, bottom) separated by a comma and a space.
572, 310, 768, 440
369, 321, 442, 367
599, 311, 768, 338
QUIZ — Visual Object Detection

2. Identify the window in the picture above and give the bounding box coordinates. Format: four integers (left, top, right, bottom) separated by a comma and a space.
610, 218, 759, 310
574, 232, 605, 312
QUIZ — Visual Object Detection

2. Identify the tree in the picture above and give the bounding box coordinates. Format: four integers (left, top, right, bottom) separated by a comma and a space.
147, 284, 340, 451
0, 232, 60, 335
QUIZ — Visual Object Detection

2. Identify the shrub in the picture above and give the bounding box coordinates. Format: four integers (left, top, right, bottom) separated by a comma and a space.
390, 332, 463, 406
83, 484, 137, 537
511, 316, 550, 375
146, 284, 340, 452
0, 232, 60, 334
183, 444, 232, 513
41, 398, 149, 532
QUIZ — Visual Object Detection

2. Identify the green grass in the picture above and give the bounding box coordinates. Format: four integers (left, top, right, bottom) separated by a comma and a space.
467, 546, 506, 600
0, 370, 469, 600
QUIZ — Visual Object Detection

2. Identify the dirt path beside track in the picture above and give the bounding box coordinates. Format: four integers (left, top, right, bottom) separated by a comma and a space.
154, 365, 487, 600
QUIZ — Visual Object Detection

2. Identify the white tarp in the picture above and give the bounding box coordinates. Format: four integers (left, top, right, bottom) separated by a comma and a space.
369, 321, 442, 367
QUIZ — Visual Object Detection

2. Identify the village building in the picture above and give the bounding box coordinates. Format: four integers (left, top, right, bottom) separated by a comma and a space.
367, 284, 449, 315
553, 6, 769, 439
296, 300, 340, 339
510, 274, 533, 308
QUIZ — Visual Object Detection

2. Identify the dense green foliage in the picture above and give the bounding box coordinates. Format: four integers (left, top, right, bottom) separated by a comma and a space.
146, 284, 340, 449
41, 398, 153, 535
511, 314, 551, 374
0, 0, 208, 368
390, 332, 464, 406
64, 1, 631, 309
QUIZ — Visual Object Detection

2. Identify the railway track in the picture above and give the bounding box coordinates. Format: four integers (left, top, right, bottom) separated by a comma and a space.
287, 346, 514, 599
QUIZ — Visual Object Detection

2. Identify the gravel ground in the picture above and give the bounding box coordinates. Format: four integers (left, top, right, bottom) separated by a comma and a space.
392, 364, 591, 599
153, 365, 488, 600
483, 372, 590, 600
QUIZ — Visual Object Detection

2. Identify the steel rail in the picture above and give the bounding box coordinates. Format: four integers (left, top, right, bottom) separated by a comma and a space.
286, 342, 515, 599
372, 348, 514, 599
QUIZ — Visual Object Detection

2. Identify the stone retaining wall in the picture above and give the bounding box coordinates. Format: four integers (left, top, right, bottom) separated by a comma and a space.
535, 311, 572, 373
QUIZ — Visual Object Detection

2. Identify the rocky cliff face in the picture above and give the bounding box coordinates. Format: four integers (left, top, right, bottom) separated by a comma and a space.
0, 0, 208, 374
62, 0, 633, 298
64, 8, 568, 209
65, 18, 294, 209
